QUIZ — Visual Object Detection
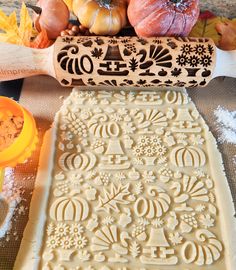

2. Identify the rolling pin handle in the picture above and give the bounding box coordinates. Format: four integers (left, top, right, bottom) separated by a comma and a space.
213, 48, 236, 78
0, 42, 55, 82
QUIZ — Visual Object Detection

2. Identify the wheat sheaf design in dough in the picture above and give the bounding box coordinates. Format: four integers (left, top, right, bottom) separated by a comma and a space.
37, 89, 228, 270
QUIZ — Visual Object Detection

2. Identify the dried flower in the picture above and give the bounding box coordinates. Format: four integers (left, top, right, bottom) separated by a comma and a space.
138, 136, 151, 146
46, 235, 60, 249
60, 236, 74, 249
133, 145, 144, 157
144, 145, 156, 157
74, 235, 88, 249
55, 223, 69, 237
155, 145, 167, 156
70, 223, 84, 236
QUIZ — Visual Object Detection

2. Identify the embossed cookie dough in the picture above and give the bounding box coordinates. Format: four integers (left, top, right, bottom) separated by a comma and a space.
14, 88, 236, 270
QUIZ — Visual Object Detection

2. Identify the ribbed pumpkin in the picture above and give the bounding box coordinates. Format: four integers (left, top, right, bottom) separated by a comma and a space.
127, 0, 200, 37
50, 196, 89, 221
72, 0, 127, 35
170, 146, 206, 167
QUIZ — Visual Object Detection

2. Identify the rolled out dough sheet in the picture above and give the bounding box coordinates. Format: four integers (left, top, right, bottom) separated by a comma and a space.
14, 87, 236, 270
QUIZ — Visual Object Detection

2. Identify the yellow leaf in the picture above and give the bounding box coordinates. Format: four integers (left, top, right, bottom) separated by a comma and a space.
189, 17, 230, 46
63, 0, 73, 10
0, 9, 15, 32
19, 2, 33, 46
8, 11, 17, 26
0, 2, 34, 46
0, 33, 9, 43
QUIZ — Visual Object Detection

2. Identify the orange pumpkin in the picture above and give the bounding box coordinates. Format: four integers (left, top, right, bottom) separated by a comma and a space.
29, 0, 70, 39
127, 0, 200, 37
73, 0, 127, 35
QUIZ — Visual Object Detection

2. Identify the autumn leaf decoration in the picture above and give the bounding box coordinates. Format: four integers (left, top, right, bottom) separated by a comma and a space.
96, 183, 130, 213
189, 11, 236, 50
0, 2, 52, 48
0, 3, 32, 46
30, 28, 54, 49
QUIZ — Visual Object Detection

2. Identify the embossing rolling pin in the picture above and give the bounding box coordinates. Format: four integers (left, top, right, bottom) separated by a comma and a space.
0, 36, 235, 87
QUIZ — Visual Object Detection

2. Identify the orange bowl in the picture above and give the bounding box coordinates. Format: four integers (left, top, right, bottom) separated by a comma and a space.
0, 97, 38, 169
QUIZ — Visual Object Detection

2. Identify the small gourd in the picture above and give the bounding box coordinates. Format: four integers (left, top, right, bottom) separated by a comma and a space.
72, 0, 127, 35
127, 0, 200, 37
28, 0, 70, 39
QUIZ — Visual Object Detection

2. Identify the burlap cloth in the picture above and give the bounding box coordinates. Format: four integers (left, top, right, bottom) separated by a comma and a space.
0, 75, 235, 269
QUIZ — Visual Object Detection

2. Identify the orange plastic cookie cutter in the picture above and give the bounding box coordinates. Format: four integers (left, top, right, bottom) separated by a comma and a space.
0, 97, 38, 191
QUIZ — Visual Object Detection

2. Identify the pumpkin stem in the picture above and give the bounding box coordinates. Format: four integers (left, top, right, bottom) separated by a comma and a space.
170, 0, 182, 3
97, 0, 112, 8
25, 3, 42, 15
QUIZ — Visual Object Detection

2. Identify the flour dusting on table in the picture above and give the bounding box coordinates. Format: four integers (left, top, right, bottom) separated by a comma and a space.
214, 106, 236, 144
0, 168, 27, 241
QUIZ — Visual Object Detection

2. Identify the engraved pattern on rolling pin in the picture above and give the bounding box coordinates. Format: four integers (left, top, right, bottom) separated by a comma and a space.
53, 36, 216, 88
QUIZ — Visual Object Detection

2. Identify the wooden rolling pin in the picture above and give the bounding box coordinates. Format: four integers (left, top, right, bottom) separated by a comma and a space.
0, 36, 235, 87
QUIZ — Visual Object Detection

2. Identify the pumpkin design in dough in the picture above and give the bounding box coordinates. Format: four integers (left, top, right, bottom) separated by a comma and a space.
58, 151, 97, 171
170, 146, 206, 167
50, 196, 89, 221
